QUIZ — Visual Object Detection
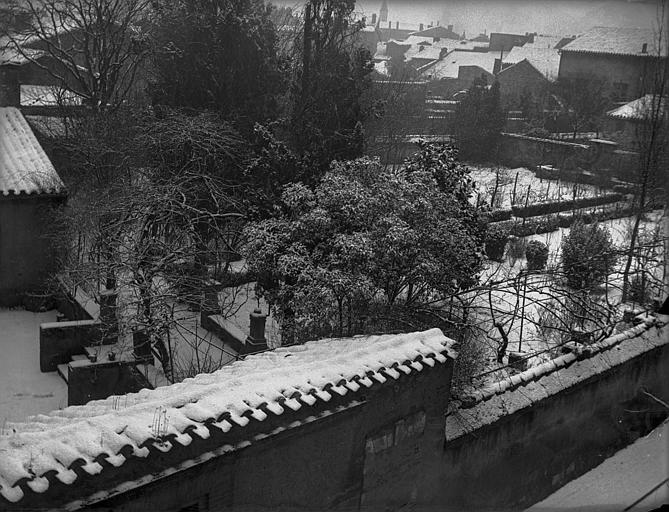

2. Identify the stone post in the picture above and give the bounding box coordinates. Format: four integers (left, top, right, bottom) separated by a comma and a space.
244, 309, 268, 354
99, 289, 118, 343
133, 331, 152, 364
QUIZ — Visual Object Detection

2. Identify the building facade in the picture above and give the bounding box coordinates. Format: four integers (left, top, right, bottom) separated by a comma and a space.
0, 107, 66, 306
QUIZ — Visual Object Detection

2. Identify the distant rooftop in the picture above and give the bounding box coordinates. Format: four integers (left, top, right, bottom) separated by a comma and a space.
560, 26, 667, 57
503, 45, 561, 81
422, 50, 503, 80
0, 329, 455, 505
0, 107, 65, 196
410, 25, 461, 41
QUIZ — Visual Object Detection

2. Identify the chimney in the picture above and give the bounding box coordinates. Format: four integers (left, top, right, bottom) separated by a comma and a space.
448, 24, 453, 32
419, 23, 424, 31
372, 13, 377, 25
396, 21, 399, 30
642, 43, 648, 53
0, 66, 20, 107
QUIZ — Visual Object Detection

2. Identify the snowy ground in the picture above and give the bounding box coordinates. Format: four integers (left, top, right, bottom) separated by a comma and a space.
469, 166, 611, 209
0, 309, 67, 423
527, 419, 669, 512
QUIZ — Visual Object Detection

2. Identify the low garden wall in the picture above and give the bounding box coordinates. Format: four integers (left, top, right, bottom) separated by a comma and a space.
433, 317, 669, 510
68, 360, 148, 406
39, 319, 101, 372
40, 280, 112, 372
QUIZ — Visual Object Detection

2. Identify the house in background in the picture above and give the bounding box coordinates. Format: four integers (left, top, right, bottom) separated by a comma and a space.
0, 106, 66, 306
497, 41, 562, 109
489, 32, 534, 52
558, 26, 668, 102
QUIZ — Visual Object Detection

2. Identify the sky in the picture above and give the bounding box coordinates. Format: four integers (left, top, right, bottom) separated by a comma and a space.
274, 1, 664, 38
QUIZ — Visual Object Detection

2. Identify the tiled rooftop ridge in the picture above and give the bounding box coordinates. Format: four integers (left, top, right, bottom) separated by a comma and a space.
0, 328, 456, 505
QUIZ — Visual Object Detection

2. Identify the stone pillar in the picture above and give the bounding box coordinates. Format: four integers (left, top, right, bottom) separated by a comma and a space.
244, 309, 268, 354
133, 331, 152, 364
199, 279, 221, 325
99, 289, 118, 343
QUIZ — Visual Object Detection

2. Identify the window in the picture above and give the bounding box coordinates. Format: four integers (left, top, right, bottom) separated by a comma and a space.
612, 82, 629, 101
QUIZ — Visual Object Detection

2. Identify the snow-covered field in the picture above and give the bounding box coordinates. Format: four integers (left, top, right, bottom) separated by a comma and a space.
0, 309, 67, 422
469, 166, 610, 209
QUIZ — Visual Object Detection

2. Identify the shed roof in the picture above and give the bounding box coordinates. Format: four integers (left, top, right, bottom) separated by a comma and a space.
560, 26, 666, 57
0, 329, 455, 506
0, 107, 65, 196
606, 94, 667, 120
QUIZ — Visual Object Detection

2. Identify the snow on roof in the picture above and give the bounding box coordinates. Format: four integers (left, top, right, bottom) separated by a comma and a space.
406, 45, 443, 62
423, 50, 502, 79
410, 25, 461, 41
0, 107, 65, 196
560, 26, 666, 57
502, 45, 561, 81
0, 329, 455, 504
606, 94, 667, 121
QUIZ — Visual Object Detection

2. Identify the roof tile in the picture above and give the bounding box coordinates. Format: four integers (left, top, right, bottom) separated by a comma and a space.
0, 107, 65, 196
0, 329, 455, 504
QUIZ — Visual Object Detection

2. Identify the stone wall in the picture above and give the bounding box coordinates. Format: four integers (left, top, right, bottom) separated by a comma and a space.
68, 360, 148, 406
499, 132, 591, 170
433, 318, 669, 510
39, 319, 101, 372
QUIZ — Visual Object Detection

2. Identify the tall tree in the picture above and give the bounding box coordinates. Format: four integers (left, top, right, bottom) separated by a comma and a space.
554, 75, 610, 139
290, 0, 373, 177
453, 77, 506, 161
149, 0, 287, 131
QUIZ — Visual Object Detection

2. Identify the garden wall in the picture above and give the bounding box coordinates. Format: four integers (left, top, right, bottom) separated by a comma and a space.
433, 318, 669, 510
39, 319, 101, 372
499, 133, 591, 171
68, 360, 148, 406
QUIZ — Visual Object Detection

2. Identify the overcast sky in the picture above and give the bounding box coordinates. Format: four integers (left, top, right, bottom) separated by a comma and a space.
275, 0, 664, 37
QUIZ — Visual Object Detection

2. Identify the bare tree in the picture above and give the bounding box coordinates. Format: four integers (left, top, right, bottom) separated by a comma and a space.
622, 5, 669, 301
2, 0, 151, 110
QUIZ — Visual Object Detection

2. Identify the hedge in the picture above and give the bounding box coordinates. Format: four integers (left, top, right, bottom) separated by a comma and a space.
494, 201, 635, 238
510, 193, 623, 218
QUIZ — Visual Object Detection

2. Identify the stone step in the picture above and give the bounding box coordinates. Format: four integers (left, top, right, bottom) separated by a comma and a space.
56, 363, 69, 383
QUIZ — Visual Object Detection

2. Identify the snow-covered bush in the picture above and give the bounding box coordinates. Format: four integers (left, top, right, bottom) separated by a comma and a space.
561, 221, 617, 290
525, 240, 549, 271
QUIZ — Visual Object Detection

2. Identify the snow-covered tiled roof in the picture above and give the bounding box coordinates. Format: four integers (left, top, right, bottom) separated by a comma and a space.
606, 94, 667, 121
0, 329, 455, 505
423, 50, 503, 79
502, 45, 561, 81
560, 26, 666, 57
0, 107, 65, 196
